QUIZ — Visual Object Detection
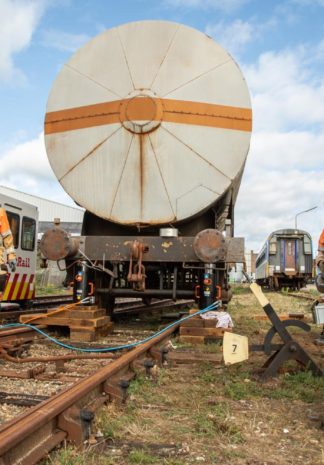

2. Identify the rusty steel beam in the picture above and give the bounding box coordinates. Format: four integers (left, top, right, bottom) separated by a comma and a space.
0, 322, 178, 465
40, 229, 244, 264
81, 235, 244, 263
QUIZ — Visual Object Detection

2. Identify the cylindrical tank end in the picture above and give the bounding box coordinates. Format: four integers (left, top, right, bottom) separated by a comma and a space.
40, 226, 80, 261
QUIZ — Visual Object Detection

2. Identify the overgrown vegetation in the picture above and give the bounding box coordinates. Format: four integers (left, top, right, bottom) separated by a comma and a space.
47, 289, 323, 465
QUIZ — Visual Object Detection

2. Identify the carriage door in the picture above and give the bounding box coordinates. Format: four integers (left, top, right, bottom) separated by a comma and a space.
284, 239, 297, 275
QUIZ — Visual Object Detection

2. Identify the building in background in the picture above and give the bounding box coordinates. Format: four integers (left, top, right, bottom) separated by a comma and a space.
229, 249, 258, 283
0, 186, 84, 236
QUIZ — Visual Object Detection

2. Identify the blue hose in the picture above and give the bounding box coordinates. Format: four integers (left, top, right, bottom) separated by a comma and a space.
0, 301, 221, 353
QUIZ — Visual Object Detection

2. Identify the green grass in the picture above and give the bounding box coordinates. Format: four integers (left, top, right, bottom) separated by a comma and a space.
273, 371, 324, 403
128, 449, 159, 464
194, 403, 244, 444
36, 285, 70, 296
231, 284, 251, 295
46, 447, 91, 465
220, 367, 324, 403
198, 361, 223, 383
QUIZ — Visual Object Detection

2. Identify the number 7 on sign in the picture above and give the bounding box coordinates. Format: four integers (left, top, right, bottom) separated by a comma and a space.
223, 332, 249, 365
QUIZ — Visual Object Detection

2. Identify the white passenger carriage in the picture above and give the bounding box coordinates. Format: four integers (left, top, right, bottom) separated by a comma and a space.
0, 194, 38, 307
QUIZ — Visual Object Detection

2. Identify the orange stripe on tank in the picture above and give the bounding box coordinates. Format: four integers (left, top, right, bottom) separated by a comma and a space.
45, 97, 252, 134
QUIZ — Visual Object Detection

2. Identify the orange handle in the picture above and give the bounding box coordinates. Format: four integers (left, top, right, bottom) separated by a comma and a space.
88, 282, 94, 296
195, 285, 200, 299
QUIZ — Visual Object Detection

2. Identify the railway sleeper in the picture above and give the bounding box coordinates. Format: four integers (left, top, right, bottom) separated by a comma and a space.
104, 369, 136, 404
56, 350, 168, 445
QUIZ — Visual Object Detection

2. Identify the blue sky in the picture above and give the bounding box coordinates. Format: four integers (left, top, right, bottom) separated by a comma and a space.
1, 0, 324, 251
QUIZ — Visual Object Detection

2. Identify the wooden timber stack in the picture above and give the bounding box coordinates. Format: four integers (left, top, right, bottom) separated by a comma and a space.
179, 309, 232, 345
20, 305, 113, 342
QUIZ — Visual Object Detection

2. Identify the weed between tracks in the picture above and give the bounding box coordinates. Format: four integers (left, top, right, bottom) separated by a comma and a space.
46, 289, 323, 465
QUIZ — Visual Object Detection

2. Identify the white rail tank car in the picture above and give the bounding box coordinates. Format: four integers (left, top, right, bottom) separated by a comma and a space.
41, 20, 252, 311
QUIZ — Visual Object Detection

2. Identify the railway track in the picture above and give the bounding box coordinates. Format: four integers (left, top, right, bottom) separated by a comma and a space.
33, 294, 74, 309
0, 295, 193, 324
0, 295, 73, 324
0, 320, 179, 465
280, 291, 318, 303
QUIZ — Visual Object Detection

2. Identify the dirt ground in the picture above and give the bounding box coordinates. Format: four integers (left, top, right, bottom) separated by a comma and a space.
47, 287, 324, 465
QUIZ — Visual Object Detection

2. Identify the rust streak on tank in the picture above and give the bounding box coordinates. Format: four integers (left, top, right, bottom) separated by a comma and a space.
139, 133, 144, 219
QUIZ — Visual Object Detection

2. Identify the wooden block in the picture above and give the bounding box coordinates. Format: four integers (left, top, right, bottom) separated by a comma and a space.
180, 327, 232, 337
203, 319, 217, 328
254, 314, 304, 321
70, 322, 114, 342
69, 308, 106, 319
70, 330, 96, 342
205, 336, 224, 344
20, 315, 111, 328
189, 308, 199, 315
97, 324, 114, 337
19, 313, 43, 322
72, 305, 98, 311
70, 322, 113, 333
179, 335, 205, 345
180, 318, 204, 328
167, 351, 222, 364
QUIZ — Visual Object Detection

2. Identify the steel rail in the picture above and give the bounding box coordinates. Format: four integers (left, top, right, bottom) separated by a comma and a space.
0, 321, 179, 465
0, 325, 47, 344
114, 298, 193, 315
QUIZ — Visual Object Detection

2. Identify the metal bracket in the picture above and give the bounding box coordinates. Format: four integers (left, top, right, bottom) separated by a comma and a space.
103, 369, 136, 404
250, 283, 323, 379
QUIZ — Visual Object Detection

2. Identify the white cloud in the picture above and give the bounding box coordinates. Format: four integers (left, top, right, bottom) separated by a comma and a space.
235, 44, 324, 252
236, 159, 324, 252
0, 0, 47, 82
163, 0, 250, 13
206, 19, 254, 55
41, 29, 90, 53
244, 49, 324, 132
0, 133, 74, 205
205, 18, 276, 56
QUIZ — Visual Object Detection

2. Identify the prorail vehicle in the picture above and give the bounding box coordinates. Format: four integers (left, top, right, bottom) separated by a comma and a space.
40, 20, 252, 312
0, 193, 38, 308
255, 229, 313, 290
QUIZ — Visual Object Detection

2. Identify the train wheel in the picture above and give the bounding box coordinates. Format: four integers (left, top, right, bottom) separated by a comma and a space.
142, 297, 152, 306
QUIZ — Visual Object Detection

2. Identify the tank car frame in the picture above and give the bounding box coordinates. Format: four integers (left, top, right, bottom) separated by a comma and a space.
255, 229, 313, 290
40, 191, 245, 313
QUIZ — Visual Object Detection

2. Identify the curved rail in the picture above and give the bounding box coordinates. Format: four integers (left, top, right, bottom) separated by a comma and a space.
0, 322, 179, 465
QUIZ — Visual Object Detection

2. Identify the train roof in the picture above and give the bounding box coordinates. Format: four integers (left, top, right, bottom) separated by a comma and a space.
267, 229, 312, 240
256, 228, 312, 258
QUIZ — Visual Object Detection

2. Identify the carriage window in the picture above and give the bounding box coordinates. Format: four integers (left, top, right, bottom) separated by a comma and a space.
287, 242, 293, 255
256, 247, 267, 267
304, 236, 312, 254
269, 241, 277, 254
6, 212, 20, 248
21, 217, 36, 251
